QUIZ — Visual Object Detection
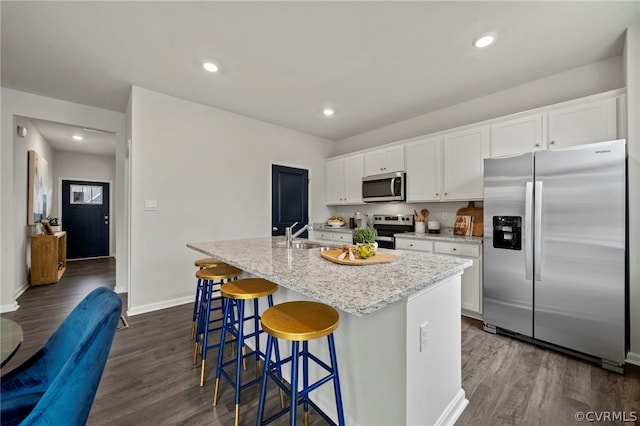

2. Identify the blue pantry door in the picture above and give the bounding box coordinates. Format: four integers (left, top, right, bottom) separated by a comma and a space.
271, 165, 309, 237
61, 180, 110, 259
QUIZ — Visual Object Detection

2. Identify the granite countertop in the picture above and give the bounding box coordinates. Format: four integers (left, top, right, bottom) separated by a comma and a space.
395, 228, 483, 244
187, 236, 471, 316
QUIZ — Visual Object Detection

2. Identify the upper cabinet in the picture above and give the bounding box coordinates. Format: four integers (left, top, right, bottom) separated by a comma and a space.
442, 125, 490, 200
364, 145, 405, 176
548, 97, 617, 149
405, 136, 442, 202
326, 89, 624, 205
490, 95, 619, 158
326, 154, 364, 205
490, 113, 546, 157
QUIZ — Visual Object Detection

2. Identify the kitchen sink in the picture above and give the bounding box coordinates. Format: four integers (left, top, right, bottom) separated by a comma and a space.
273, 241, 333, 250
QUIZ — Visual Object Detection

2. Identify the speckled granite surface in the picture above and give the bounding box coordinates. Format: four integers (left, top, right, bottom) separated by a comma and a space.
187, 236, 471, 316
395, 229, 483, 244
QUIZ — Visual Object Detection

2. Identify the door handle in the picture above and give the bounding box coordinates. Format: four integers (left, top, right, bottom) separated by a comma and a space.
534, 181, 543, 281
525, 182, 533, 280
104, 214, 109, 225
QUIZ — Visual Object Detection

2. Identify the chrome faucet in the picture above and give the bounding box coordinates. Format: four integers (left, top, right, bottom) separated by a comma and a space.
285, 221, 313, 248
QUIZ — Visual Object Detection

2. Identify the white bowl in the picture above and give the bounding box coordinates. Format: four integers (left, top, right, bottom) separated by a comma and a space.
327, 220, 345, 227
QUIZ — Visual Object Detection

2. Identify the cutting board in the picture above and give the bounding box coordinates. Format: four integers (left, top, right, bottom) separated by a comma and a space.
320, 249, 396, 265
455, 202, 483, 236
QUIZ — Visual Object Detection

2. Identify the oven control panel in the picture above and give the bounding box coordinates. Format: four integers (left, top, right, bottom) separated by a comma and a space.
373, 214, 414, 226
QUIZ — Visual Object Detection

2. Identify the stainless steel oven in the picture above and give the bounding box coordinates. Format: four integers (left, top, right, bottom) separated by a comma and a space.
372, 214, 414, 249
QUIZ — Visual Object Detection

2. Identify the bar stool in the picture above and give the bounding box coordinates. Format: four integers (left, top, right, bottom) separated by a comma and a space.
191, 257, 227, 341
212, 278, 279, 426
257, 301, 345, 426
193, 264, 243, 386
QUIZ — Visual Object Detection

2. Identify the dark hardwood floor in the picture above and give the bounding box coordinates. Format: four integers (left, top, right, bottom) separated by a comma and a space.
2, 258, 639, 425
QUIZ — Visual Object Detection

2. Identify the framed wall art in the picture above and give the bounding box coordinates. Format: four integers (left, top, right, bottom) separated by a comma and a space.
27, 150, 49, 225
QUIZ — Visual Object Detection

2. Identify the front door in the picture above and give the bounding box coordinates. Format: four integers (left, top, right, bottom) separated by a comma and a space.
271, 165, 309, 237
61, 180, 110, 259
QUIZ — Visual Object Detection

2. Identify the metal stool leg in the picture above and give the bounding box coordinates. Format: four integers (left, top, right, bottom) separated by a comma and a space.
328, 333, 346, 426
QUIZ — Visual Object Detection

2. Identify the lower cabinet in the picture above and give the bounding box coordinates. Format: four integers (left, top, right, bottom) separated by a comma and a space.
312, 229, 353, 244
395, 237, 483, 318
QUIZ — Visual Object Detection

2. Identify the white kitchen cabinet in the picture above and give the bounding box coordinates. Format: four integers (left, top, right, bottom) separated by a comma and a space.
395, 237, 433, 252
364, 145, 405, 176
325, 154, 364, 205
548, 97, 617, 149
434, 241, 482, 317
442, 125, 490, 200
312, 229, 353, 243
490, 113, 546, 157
405, 136, 443, 202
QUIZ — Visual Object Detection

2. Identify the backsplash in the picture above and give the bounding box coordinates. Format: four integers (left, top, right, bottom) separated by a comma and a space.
325, 201, 483, 229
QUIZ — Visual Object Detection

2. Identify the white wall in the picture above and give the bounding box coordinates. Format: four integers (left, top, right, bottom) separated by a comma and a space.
52, 151, 117, 257
11, 118, 55, 296
128, 86, 333, 314
333, 56, 624, 156
0, 88, 126, 311
624, 24, 640, 364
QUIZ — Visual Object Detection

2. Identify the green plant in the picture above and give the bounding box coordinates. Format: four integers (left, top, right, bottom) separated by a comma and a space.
354, 227, 377, 244
46, 216, 60, 226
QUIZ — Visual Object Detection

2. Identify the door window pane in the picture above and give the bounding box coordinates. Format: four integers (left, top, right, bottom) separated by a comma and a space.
70, 185, 103, 204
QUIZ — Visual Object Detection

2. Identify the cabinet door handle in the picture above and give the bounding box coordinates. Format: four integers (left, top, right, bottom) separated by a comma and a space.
436, 193, 439, 196
452, 248, 457, 251
444, 192, 448, 196
535, 143, 540, 147
550, 140, 555, 145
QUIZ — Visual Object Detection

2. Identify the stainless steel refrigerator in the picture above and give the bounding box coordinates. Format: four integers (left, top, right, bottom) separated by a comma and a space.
483, 139, 627, 372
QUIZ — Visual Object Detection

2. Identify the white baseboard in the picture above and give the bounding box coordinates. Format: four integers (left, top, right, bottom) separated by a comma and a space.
0, 301, 20, 313
114, 285, 127, 294
436, 389, 469, 426
626, 351, 640, 366
126, 295, 192, 316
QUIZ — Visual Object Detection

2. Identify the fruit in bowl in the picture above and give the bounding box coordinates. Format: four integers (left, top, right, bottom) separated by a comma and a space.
327, 216, 345, 227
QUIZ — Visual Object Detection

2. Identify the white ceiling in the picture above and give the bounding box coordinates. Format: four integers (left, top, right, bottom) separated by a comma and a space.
27, 119, 116, 157
2, 1, 639, 145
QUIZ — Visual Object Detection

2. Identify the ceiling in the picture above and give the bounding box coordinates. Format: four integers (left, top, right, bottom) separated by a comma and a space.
2, 1, 639, 145
27, 119, 116, 157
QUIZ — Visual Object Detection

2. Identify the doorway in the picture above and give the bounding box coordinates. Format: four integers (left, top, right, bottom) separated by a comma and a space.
61, 180, 110, 259
271, 165, 309, 237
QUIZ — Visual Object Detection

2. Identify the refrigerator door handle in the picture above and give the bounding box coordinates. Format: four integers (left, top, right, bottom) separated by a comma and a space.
534, 181, 543, 281
525, 181, 533, 280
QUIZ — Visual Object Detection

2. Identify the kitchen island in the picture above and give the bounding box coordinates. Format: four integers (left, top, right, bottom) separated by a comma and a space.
188, 236, 471, 425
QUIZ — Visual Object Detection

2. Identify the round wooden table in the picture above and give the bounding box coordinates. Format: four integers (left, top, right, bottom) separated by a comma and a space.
1, 317, 23, 367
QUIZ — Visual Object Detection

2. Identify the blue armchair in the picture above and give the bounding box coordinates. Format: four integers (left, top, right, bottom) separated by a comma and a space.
1, 287, 122, 425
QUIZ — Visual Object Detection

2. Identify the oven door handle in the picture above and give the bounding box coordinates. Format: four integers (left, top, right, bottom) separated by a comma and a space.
375, 236, 395, 242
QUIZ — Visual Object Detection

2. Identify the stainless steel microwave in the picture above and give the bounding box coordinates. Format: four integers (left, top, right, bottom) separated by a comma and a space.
362, 171, 405, 202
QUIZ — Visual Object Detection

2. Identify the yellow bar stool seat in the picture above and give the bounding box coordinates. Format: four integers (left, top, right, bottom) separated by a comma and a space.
194, 257, 227, 269
257, 301, 345, 426
191, 257, 229, 340
193, 264, 243, 386
212, 278, 279, 426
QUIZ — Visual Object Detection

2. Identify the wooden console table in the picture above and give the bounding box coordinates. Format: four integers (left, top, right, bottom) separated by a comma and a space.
31, 232, 67, 285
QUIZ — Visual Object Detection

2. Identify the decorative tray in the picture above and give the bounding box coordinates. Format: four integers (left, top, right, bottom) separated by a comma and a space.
320, 249, 396, 266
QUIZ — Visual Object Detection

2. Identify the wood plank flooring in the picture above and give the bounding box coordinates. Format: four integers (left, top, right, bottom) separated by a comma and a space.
2, 258, 638, 425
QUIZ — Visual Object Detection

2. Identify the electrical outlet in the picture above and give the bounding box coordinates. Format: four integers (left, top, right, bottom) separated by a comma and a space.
420, 322, 429, 352
442, 211, 448, 220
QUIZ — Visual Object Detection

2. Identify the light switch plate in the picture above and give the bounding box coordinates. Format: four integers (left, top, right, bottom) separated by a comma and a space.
144, 200, 158, 211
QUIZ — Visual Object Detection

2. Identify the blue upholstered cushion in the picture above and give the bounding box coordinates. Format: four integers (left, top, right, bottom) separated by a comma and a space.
1, 287, 122, 426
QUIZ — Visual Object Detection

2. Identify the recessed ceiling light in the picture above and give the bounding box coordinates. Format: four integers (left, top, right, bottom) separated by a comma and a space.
72, 135, 84, 141
322, 108, 335, 117
203, 62, 219, 73
473, 32, 497, 48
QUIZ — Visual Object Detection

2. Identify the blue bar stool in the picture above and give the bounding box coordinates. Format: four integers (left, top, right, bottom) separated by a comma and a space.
191, 257, 227, 341
257, 301, 345, 426
193, 264, 242, 386
212, 278, 280, 426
